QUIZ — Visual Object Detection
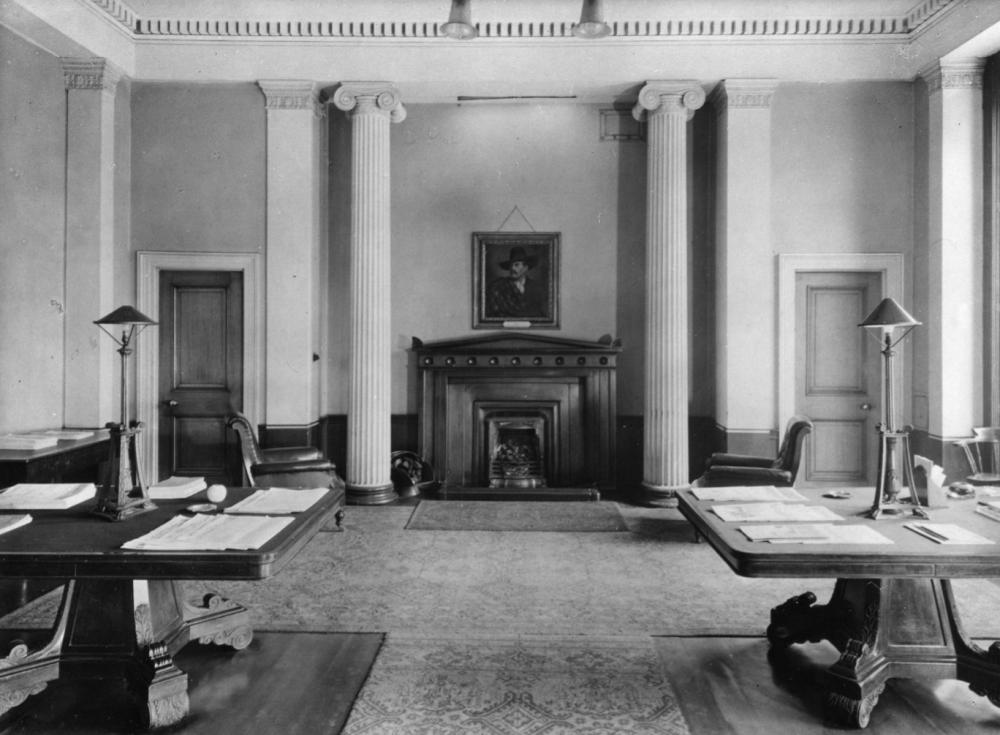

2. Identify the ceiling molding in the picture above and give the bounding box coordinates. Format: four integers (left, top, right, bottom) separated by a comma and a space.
90, 0, 957, 42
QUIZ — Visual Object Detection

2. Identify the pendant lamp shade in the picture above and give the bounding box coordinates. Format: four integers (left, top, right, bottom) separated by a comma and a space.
574, 0, 611, 38
441, 0, 477, 39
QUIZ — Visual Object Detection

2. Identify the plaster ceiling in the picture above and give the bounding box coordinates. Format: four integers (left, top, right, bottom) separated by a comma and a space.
5, 0, 1000, 102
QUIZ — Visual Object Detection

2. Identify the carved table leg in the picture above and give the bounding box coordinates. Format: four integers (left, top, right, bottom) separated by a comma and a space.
182, 592, 253, 650
768, 578, 964, 729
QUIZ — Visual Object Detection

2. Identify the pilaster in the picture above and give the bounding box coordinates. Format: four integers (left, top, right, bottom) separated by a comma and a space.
709, 79, 779, 447
632, 81, 705, 505
332, 82, 406, 504
61, 57, 121, 429
922, 59, 985, 441
259, 81, 327, 428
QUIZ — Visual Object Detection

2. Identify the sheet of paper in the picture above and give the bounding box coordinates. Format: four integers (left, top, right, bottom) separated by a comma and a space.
904, 523, 995, 545
122, 513, 295, 550
710, 502, 843, 523
0, 483, 96, 509
691, 486, 807, 502
742, 524, 893, 545
224, 487, 329, 515
148, 476, 207, 499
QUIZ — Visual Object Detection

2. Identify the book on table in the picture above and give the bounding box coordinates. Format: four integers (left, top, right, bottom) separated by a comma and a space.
148, 476, 207, 499
0, 514, 32, 536
0, 434, 59, 451
0, 483, 96, 509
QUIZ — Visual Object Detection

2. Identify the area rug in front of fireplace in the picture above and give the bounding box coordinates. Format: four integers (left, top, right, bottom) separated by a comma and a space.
405, 499, 629, 532
341, 633, 690, 735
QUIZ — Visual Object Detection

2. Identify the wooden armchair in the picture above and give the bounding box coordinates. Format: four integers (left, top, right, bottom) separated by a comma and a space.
696, 415, 814, 487
227, 413, 344, 490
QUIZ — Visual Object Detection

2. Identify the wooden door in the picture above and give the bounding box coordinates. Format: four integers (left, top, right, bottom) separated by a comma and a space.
795, 271, 881, 485
157, 270, 243, 485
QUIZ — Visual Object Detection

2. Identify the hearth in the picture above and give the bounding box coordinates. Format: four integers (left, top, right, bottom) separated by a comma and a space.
413, 333, 620, 495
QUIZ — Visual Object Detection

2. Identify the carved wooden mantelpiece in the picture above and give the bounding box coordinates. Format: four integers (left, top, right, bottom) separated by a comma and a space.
413, 333, 621, 491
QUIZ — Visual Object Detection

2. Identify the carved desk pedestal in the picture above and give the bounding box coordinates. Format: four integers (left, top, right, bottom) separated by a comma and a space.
678, 487, 1000, 729
0, 486, 342, 728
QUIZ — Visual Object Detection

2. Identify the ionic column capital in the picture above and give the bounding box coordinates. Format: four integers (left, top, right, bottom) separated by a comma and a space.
632, 81, 705, 122
332, 82, 407, 123
709, 79, 779, 116
60, 57, 122, 92
922, 58, 986, 93
258, 80, 325, 117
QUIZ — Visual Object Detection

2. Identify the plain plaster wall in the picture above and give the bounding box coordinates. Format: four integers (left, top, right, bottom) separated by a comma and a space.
0, 27, 67, 432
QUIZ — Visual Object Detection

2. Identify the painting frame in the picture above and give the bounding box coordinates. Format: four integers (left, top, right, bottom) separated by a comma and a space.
472, 232, 560, 330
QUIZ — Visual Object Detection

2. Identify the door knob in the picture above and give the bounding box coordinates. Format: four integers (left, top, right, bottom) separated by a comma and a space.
860, 402, 872, 411
165, 400, 178, 408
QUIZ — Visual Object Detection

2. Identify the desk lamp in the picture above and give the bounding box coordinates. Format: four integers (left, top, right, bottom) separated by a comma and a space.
94, 306, 158, 521
859, 297, 927, 520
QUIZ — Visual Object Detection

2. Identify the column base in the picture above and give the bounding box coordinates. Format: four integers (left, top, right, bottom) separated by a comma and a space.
346, 482, 398, 505
633, 481, 688, 508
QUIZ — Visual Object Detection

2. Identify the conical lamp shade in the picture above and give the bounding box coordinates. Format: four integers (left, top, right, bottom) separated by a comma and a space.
574, 0, 611, 38
95, 305, 157, 327
858, 297, 921, 330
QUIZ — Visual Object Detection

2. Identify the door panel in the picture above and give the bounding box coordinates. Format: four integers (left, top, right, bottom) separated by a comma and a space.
158, 271, 243, 484
796, 272, 881, 485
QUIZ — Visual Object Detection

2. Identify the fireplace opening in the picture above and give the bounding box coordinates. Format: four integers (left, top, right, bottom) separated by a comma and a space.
488, 418, 546, 488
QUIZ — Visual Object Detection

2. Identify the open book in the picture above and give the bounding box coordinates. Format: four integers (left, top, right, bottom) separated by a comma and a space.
122, 513, 294, 551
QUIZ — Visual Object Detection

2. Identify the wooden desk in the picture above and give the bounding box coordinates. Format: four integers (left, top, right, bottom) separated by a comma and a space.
677, 488, 1000, 728
0, 432, 110, 488
0, 486, 344, 729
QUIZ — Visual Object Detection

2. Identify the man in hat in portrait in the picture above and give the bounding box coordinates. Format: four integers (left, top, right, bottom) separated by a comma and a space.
486, 245, 545, 319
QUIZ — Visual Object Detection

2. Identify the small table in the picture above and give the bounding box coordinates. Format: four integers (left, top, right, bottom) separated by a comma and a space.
0, 432, 110, 487
0, 486, 344, 729
677, 487, 1000, 728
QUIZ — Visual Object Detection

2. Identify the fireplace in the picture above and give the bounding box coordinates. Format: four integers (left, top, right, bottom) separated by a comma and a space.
413, 333, 620, 495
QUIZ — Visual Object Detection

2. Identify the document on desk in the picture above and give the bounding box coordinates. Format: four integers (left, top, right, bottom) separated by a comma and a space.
904, 523, 995, 545
0, 483, 96, 509
710, 502, 844, 523
223, 487, 329, 515
740, 523, 893, 544
691, 486, 807, 502
122, 513, 295, 550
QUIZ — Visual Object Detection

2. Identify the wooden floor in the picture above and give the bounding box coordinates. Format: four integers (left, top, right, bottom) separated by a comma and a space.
3, 631, 1000, 733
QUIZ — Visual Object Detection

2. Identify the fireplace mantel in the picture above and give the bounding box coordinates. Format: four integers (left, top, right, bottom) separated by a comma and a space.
413, 333, 621, 492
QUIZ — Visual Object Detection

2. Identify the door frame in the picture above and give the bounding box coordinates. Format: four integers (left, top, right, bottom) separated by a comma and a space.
777, 252, 905, 430
136, 251, 264, 480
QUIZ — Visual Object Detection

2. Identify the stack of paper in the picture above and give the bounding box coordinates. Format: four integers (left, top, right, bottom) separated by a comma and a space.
0, 483, 96, 509
0, 434, 58, 451
0, 514, 32, 536
37, 429, 94, 441
122, 513, 295, 550
710, 502, 843, 523
224, 487, 329, 515
904, 522, 995, 545
148, 476, 207, 499
739, 523, 893, 545
692, 486, 807, 502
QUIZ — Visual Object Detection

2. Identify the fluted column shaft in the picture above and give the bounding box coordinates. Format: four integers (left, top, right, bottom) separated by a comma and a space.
633, 82, 705, 505
333, 83, 406, 504
61, 58, 121, 429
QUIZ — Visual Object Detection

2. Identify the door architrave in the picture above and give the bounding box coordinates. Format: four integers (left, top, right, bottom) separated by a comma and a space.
777, 252, 905, 431
136, 251, 264, 479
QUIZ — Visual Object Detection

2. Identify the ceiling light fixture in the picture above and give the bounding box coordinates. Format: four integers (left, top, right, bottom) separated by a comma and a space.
573, 0, 611, 39
441, 0, 477, 40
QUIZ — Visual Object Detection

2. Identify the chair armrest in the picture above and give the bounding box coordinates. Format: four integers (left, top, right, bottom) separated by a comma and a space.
260, 446, 324, 463
252, 458, 337, 475
705, 453, 776, 469
699, 465, 793, 486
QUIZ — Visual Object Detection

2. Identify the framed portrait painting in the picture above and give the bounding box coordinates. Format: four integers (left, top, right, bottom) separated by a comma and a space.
472, 232, 560, 329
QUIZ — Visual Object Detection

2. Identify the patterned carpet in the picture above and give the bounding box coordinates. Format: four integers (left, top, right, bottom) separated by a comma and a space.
342, 634, 689, 735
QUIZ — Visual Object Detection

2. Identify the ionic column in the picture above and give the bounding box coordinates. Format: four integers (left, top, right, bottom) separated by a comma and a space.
61, 58, 121, 429
632, 81, 705, 506
923, 60, 985, 443
332, 83, 406, 505
259, 81, 326, 429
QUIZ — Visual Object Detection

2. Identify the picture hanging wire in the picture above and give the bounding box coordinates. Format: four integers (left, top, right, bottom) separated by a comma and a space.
496, 205, 536, 232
